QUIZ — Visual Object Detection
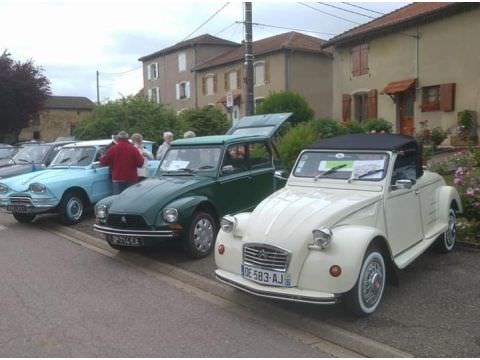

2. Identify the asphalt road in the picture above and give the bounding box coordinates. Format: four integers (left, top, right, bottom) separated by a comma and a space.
65, 213, 480, 357
0, 212, 333, 357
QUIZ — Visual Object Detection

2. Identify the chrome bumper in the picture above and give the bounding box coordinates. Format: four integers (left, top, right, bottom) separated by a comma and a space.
215, 269, 339, 305
93, 224, 177, 238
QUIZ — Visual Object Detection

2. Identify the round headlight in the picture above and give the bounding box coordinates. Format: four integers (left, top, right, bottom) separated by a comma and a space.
163, 208, 178, 223
220, 215, 237, 233
28, 183, 46, 193
95, 203, 109, 219
312, 227, 333, 249
0, 183, 8, 193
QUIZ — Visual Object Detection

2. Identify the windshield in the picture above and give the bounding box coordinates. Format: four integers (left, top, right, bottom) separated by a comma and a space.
50, 147, 96, 166
159, 147, 222, 174
0, 147, 17, 159
13, 145, 50, 164
294, 151, 389, 181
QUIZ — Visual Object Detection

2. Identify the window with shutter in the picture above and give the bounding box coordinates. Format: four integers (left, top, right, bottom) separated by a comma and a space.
185, 81, 191, 98
367, 89, 377, 119
176, 84, 181, 100
206, 76, 214, 95
352, 44, 368, 76
147, 88, 153, 100
440, 83, 455, 112
422, 85, 440, 112
228, 71, 237, 90
254, 62, 265, 86
178, 53, 186, 72
342, 94, 352, 122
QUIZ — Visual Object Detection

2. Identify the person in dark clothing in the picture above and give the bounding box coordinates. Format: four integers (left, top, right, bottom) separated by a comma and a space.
100, 131, 144, 194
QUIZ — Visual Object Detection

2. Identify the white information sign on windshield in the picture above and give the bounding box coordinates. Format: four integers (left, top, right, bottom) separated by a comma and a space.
352, 159, 385, 179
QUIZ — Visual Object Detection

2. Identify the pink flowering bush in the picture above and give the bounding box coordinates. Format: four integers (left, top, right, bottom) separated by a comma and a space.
453, 150, 480, 222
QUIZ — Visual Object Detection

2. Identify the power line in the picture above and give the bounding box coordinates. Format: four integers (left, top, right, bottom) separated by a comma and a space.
298, 2, 361, 25
236, 21, 337, 36
182, 2, 230, 41
341, 2, 385, 16
317, 2, 376, 19
215, 21, 237, 36
100, 66, 142, 76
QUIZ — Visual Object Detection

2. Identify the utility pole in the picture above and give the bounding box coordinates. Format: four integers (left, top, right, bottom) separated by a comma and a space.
96, 70, 100, 104
244, 2, 254, 116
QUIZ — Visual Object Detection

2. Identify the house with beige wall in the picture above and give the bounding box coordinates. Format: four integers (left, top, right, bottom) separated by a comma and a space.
138, 34, 239, 112
323, 2, 480, 143
19, 96, 94, 142
192, 31, 333, 123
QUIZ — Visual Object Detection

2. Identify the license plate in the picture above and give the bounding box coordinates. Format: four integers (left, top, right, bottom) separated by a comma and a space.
107, 234, 143, 247
7, 205, 28, 213
241, 264, 291, 287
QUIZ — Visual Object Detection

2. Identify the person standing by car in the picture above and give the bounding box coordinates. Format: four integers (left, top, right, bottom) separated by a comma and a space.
100, 131, 144, 194
156, 131, 173, 160
131, 133, 154, 179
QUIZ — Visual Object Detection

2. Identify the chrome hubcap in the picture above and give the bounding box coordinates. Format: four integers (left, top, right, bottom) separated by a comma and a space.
445, 212, 456, 248
67, 197, 83, 220
193, 218, 214, 252
361, 258, 384, 309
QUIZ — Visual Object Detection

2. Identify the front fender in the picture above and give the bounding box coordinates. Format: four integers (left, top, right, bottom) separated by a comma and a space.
298, 225, 389, 294
156, 195, 213, 227
437, 186, 463, 222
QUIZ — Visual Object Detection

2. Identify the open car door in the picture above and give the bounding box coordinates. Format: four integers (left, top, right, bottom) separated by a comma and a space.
226, 112, 292, 137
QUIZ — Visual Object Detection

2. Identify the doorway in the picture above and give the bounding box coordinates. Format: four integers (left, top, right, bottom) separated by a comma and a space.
398, 90, 415, 135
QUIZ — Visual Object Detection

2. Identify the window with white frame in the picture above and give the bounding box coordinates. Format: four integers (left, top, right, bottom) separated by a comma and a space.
148, 63, 158, 80
206, 75, 215, 95
176, 81, 190, 100
147, 87, 160, 103
254, 62, 265, 86
178, 52, 186, 72
228, 70, 238, 90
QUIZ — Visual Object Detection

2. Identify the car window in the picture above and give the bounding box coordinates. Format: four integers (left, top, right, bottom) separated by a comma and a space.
13, 145, 51, 164
159, 147, 222, 173
294, 151, 389, 180
392, 151, 417, 184
50, 147, 96, 166
249, 142, 272, 170
222, 144, 248, 175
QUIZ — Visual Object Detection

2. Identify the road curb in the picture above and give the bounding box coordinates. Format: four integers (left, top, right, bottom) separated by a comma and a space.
44, 223, 414, 358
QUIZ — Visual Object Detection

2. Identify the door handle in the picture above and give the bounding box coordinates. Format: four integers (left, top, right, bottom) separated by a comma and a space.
414, 189, 420, 195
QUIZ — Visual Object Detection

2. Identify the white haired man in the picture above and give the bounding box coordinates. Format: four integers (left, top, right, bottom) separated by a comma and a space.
156, 131, 174, 160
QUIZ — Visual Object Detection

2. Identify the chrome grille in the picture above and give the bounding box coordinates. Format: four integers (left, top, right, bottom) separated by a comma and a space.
243, 243, 290, 271
107, 214, 148, 229
9, 194, 32, 206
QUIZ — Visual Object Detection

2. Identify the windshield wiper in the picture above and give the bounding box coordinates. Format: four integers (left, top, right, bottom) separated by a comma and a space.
314, 164, 347, 181
16, 158, 30, 163
163, 168, 195, 175
197, 165, 215, 170
348, 169, 384, 182
59, 157, 72, 164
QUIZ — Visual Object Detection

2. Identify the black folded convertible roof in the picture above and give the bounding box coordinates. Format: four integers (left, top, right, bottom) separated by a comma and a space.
308, 133, 417, 152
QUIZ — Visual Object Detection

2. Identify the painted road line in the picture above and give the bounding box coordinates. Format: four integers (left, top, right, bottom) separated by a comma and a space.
44, 223, 414, 358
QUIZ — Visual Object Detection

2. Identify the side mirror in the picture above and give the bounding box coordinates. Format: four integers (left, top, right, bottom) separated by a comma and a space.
274, 170, 288, 180
221, 165, 235, 174
392, 178, 414, 190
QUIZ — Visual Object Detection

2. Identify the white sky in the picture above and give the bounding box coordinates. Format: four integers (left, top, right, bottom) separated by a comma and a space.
0, 1, 406, 102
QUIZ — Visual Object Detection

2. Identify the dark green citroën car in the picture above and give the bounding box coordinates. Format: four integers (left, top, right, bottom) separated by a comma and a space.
93, 113, 291, 259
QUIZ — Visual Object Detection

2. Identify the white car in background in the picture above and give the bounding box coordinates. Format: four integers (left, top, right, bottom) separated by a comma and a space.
215, 133, 462, 316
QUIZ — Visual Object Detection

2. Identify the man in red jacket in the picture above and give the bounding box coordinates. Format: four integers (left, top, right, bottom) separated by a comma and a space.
100, 131, 144, 195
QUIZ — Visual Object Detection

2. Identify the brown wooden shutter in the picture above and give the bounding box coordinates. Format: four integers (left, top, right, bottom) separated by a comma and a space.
201, 77, 206, 95
367, 89, 377, 118
352, 46, 360, 76
342, 94, 352, 122
213, 75, 217, 93
224, 72, 228, 90
440, 83, 455, 112
360, 44, 369, 75
264, 61, 270, 83
236, 69, 241, 89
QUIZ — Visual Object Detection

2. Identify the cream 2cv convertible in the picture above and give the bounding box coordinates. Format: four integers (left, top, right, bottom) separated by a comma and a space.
215, 134, 462, 316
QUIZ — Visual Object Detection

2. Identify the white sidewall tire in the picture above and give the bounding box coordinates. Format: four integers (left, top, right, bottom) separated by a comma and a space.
357, 250, 386, 315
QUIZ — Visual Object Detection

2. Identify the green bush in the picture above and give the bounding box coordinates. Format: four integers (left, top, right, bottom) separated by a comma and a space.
363, 118, 393, 133
73, 96, 178, 143
311, 118, 347, 139
177, 106, 230, 136
431, 127, 448, 147
256, 91, 314, 126
342, 120, 365, 134
277, 122, 318, 171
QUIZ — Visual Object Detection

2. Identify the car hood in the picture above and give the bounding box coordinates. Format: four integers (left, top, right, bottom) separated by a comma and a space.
0, 168, 87, 192
0, 164, 35, 179
108, 175, 214, 222
244, 185, 382, 249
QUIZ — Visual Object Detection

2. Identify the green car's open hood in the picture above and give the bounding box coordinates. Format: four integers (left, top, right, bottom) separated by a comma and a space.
226, 113, 292, 137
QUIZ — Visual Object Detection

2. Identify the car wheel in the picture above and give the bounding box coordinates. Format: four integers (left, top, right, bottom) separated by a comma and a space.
345, 247, 386, 317
59, 191, 85, 225
436, 208, 456, 253
183, 211, 217, 259
12, 212, 36, 223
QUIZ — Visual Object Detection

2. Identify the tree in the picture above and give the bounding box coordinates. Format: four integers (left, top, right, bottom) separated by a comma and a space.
177, 106, 230, 136
0, 51, 50, 142
255, 91, 314, 126
73, 96, 178, 143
